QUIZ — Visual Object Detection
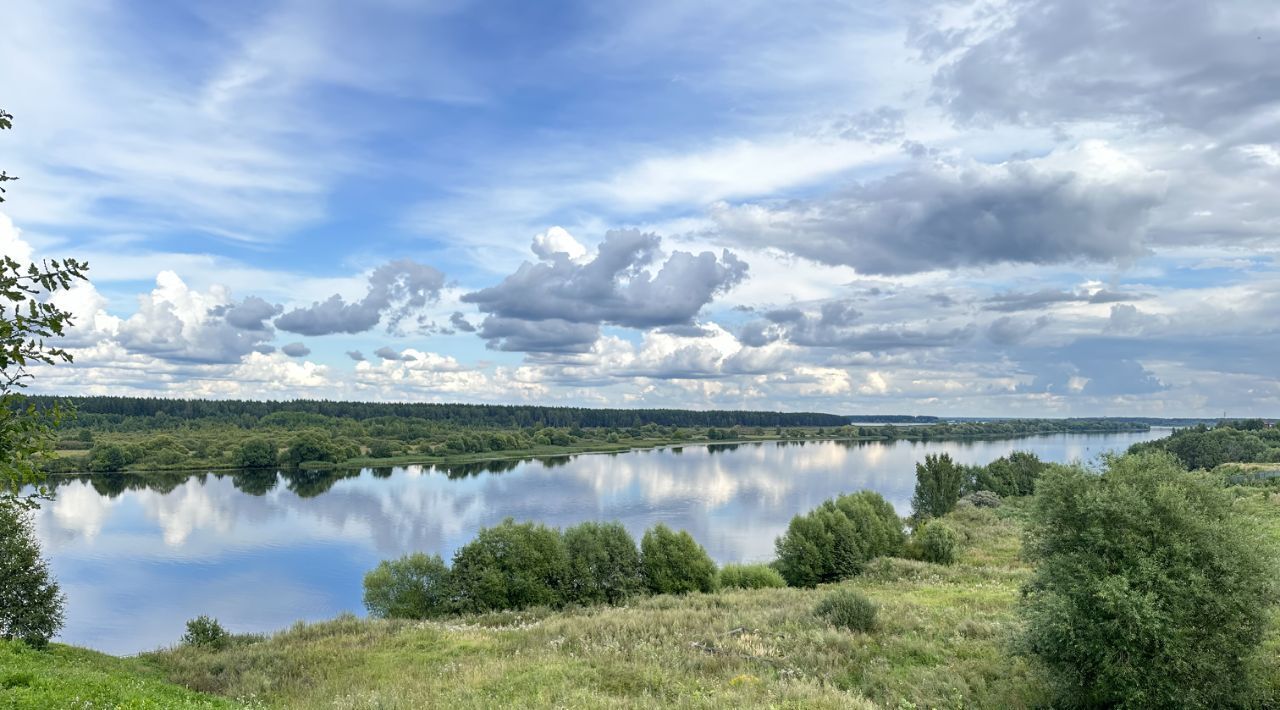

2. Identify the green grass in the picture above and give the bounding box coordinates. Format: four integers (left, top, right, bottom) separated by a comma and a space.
9, 490, 1278, 708
0, 640, 237, 708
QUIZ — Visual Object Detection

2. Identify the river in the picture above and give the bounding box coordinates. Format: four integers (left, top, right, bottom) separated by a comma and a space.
31, 429, 1165, 654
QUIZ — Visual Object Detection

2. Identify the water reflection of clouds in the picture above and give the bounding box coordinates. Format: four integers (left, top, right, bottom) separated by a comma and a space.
34, 431, 1163, 654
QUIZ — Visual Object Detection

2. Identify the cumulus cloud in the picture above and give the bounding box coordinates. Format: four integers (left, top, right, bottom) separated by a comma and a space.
374, 346, 416, 361
220, 296, 282, 331
276, 259, 445, 336
925, 0, 1280, 133
281, 342, 311, 357
713, 142, 1163, 275
345, 350, 366, 361
115, 272, 278, 363
740, 297, 974, 353
463, 229, 748, 352
448, 311, 476, 333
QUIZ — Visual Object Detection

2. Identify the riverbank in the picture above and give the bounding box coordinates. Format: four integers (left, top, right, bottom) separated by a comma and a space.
11, 490, 1275, 708
47, 423, 1152, 476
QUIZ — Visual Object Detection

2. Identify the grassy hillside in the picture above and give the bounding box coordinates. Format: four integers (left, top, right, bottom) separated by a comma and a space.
0, 640, 235, 708
149, 503, 1054, 708
7, 490, 1277, 709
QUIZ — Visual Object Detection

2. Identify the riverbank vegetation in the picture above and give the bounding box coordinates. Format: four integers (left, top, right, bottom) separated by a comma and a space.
4, 446, 1279, 707
15, 393, 1153, 475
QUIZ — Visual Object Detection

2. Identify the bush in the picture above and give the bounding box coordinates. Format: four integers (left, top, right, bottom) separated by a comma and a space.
911, 453, 964, 519
1021, 451, 1277, 708
960, 490, 1001, 509
640, 524, 717, 595
0, 503, 64, 647
966, 451, 1047, 497
718, 563, 786, 589
284, 432, 338, 467
562, 521, 645, 605
451, 519, 569, 612
363, 553, 453, 619
181, 615, 229, 650
815, 589, 877, 632
914, 521, 958, 565
774, 490, 903, 587
87, 443, 129, 472
234, 438, 278, 468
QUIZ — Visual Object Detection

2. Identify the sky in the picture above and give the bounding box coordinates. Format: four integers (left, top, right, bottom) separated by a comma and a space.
0, 0, 1277, 417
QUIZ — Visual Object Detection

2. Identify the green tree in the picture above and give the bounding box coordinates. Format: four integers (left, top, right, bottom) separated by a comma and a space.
774, 491, 902, 587
87, 443, 129, 472
640, 524, 717, 595
913, 520, 958, 565
451, 519, 568, 612
284, 431, 338, 466
0, 503, 64, 647
234, 438, 278, 468
562, 521, 644, 605
911, 453, 964, 519
1021, 451, 1276, 708
0, 112, 88, 507
363, 553, 453, 619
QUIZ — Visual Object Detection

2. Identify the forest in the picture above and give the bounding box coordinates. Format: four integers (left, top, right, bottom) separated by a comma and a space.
19, 393, 1154, 474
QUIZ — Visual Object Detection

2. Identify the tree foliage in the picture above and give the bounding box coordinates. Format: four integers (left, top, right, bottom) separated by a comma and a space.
0, 110, 88, 505
0, 503, 64, 647
1021, 451, 1277, 707
911, 453, 964, 520
640, 524, 717, 595
234, 438, 278, 468
913, 520, 958, 565
362, 553, 453, 619
562, 521, 644, 605
774, 490, 903, 587
451, 519, 569, 612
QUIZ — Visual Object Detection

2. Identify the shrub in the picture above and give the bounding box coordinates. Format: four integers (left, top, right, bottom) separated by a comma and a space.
775, 490, 903, 587
87, 443, 129, 472
451, 519, 569, 612
363, 553, 453, 619
1021, 451, 1277, 708
815, 589, 877, 632
718, 563, 786, 589
640, 524, 717, 595
284, 432, 338, 467
911, 453, 964, 519
914, 521, 958, 565
960, 490, 1001, 509
0, 503, 64, 647
966, 451, 1047, 497
235, 438, 278, 468
181, 615, 229, 650
562, 521, 644, 605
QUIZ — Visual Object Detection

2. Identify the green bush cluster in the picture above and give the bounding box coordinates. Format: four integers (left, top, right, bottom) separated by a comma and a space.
814, 589, 877, 632
717, 563, 786, 589
913, 520, 958, 565
774, 491, 904, 587
962, 451, 1048, 497
180, 615, 229, 650
1021, 451, 1277, 707
641, 524, 718, 594
363, 519, 715, 619
1130, 423, 1280, 470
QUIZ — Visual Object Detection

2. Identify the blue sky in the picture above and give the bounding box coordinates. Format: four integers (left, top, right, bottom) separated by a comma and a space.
1, 0, 1277, 416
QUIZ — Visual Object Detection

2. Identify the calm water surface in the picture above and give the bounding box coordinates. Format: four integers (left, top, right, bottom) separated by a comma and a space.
32, 430, 1164, 654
